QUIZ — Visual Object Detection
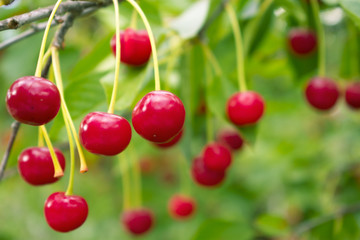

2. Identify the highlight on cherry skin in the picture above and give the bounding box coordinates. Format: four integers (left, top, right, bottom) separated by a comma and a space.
44, 192, 89, 233
168, 194, 196, 220
345, 82, 360, 109
226, 91, 265, 126
288, 28, 317, 56
6, 76, 61, 126
111, 28, 152, 66
203, 142, 232, 172
132, 90, 186, 143
122, 208, 154, 236
18, 147, 65, 186
79, 111, 132, 156
217, 128, 244, 151
305, 77, 340, 111
191, 156, 226, 187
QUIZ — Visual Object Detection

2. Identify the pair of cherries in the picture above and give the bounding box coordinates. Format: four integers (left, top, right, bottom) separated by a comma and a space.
305, 77, 360, 111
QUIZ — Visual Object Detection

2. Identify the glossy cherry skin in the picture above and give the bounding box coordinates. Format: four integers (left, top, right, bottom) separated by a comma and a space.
226, 91, 265, 126
111, 28, 152, 66
132, 91, 185, 143
122, 208, 154, 235
154, 129, 184, 148
345, 82, 360, 109
6, 76, 61, 125
305, 77, 339, 110
217, 129, 244, 151
44, 192, 88, 232
288, 28, 317, 55
203, 143, 232, 172
79, 112, 132, 156
18, 147, 65, 186
191, 156, 226, 187
168, 194, 196, 220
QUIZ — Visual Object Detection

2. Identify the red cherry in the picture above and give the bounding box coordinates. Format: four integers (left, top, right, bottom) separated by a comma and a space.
191, 156, 225, 187
132, 91, 185, 143
18, 147, 65, 186
168, 194, 196, 220
6, 76, 61, 125
79, 112, 132, 156
217, 128, 244, 151
111, 28, 152, 66
288, 28, 317, 55
305, 77, 339, 110
44, 192, 88, 232
122, 208, 154, 235
154, 129, 184, 148
345, 82, 360, 109
226, 91, 265, 126
203, 143, 232, 172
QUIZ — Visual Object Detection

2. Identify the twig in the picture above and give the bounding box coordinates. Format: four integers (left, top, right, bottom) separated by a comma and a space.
0, 121, 20, 181
294, 202, 360, 236
52, 12, 77, 49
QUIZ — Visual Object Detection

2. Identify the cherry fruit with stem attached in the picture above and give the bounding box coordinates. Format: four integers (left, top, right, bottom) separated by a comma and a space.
6, 76, 61, 125
79, 112, 132, 156
132, 91, 185, 143
111, 28, 152, 66
305, 77, 339, 110
44, 192, 88, 232
18, 147, 65, 186
168, 194, 196, 220
122, 208, 154, 235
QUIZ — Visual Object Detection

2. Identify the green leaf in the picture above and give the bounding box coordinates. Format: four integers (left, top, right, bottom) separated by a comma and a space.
255, 214, 290, 237
340, 0, 360, 25
191, 219, 235, 240
169, 0, 210, 39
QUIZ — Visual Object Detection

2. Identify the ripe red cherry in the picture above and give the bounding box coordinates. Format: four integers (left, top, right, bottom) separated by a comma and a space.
203, 143, 232, 172
122, 208, 154, 235
79, 112, 132, 156
217, 128, 244, 151
288, 28, 317, 55
6, 76, 61, 125
305, 77, 339, 110
168, 194, 196, 220
18, 147, 65, 186
226, 91, 265, 126
154, 129, 184, 148
132, 91, 185, 143
191, 156, 226, 187
44, 192, 88, 232
111, 28, 152, 66
345, 82, 360, 109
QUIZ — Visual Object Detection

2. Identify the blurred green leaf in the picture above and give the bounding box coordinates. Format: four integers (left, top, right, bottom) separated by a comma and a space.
340, 0, 360, 26
191, 219, 235, 240
255, 214, 290, 237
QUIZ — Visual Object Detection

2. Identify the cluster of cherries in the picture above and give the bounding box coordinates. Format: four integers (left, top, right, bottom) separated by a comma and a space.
288, 28, 360, 111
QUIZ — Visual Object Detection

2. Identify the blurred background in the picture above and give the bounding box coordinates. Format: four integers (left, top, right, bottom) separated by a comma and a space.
1, 0, 360, 239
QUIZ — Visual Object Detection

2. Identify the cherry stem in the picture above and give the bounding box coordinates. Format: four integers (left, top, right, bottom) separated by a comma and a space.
40, 125, 63, 177
225, 3, 247, 92
108, 0, 121, 114
347, 19, 359, 78
120, 154, 131, 210
34, 0, 63, 77
126, 0, 161, 91
201, 43, 223, 77
51, 47, 88, 173
130, 8, 138, 30
205, 61, 214, 143
38, 128, 44, 147
310, 0, 326, 77
63, 104, 75, 195
129, 145, 142, 207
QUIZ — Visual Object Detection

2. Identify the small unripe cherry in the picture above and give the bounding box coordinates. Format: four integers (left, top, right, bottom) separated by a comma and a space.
226, 91, 265, 126
122, 208, 154, 235
305, 77, 339, 110
217, 128, 244, 151
168, 194, 196, 220
6, 76, 61, 125
110, 28, 152, 66
288, 28, 317, 56
44, 192, 88, 232
191, 156, 226, 187
203, 143, 232, 172
345, 82, 360, 109
132, 90, 185, 143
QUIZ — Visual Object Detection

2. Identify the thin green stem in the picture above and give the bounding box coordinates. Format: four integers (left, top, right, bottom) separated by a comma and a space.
205, 61, 214, 143
63, 104, 75, 196
201, 43, 223, 77
120, 154, 131, 210
38, 128, 44, 147
130, 8, 138, 29
34, 0, 63, 77
225, 3, 247, 92
348, 19, 359, 78
51, 47, 88, 173
108, 0, 121, 114
310, 0, 326, 77
40, 125, 63, 177
126, 0, 161, 91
